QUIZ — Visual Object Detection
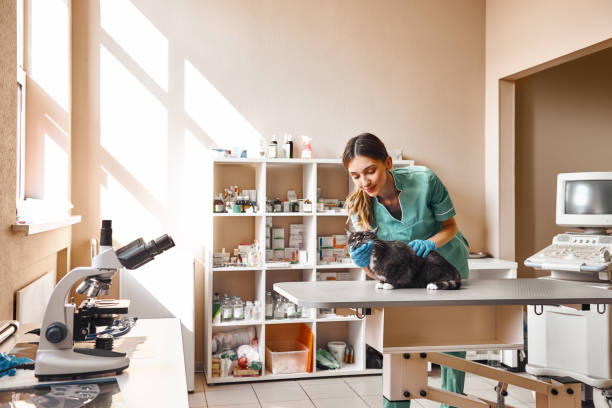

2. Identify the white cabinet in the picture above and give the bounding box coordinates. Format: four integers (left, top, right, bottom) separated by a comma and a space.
204, 157, 413, 383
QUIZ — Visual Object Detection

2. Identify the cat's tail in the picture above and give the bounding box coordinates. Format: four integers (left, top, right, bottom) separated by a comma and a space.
430, 279, 461, 290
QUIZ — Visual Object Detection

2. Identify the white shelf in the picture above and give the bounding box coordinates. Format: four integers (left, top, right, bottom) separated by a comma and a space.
264, 318, 315, 324
213, 157, 265, 163
12, 215, 81, 235
205, 157, 408, 384
265, 212, 313, 217
213, 320, 264, 327
207, 369, 381, 383
317, 211, 348, 216
265, 263, 314, 270
316, 315, 363, 322
316, 263, 358, 269
212, 266, 264, 271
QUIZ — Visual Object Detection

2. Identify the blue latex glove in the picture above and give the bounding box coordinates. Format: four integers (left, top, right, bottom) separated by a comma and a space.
349, 241, 374, 267
0, 353, 33, 377
408, 239, 437, 257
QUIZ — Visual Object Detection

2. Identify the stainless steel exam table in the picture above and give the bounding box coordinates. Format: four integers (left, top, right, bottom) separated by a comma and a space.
274, 278, 612, 408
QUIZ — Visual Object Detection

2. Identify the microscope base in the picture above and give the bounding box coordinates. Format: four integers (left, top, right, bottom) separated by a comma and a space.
34, 348, 129, 381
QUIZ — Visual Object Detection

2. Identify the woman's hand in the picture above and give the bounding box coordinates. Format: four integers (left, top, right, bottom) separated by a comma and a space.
349, 241, 373, 267
408, 239, 437, 257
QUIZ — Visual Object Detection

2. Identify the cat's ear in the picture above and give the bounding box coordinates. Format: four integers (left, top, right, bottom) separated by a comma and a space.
372, 226, 379, 234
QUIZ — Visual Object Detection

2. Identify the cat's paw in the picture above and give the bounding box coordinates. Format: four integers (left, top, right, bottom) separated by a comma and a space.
375, 282, 384, 289
426, 283, 438, 291
382, 283, 395, 290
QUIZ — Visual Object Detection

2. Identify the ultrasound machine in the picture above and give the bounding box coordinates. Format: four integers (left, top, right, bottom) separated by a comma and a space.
525, 172, 612, 406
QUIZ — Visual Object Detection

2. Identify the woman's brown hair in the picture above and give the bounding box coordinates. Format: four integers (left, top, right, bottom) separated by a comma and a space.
342, 133, 389, 230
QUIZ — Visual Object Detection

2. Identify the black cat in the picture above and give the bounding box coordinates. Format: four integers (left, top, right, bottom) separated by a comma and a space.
347, 228, 461, 290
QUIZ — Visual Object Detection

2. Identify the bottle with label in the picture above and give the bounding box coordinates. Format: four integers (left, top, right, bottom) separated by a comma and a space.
212, 292, 221, 324
244, 300, 254, 320
253, 300, 262, 320
233, 295, 244, 320
265, 291, 274, 319
268, 135, 278, 158
286, 134, 293, 158
221, 294, 233, 322
273, 297, 284, 319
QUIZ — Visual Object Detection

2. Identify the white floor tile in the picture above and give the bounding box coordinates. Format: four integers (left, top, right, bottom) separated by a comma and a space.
414, 399, 439, 408
254, 382, 309, 402
301, 381, 358, 399
312, 397, 369, 408
342, 375, 382, 384
507, 384, 535, 403
347, 379, 383, 396
361, 394, 383, 408
188, 392, 207, 407
260, 401, 316, 408
204, 382, 256, 392
206, 386, 258, 406
297, 377, 346, 386
209, 404, 261, 408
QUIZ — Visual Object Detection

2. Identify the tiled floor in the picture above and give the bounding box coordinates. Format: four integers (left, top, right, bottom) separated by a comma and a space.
190, 369, 538, 408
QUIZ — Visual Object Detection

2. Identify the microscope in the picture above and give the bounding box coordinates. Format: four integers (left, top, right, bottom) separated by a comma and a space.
34, 220, 175, 380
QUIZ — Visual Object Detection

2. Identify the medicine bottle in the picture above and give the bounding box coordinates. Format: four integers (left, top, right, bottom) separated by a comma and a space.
233, 296, 244, 320
221, 294, 233, 322
268, 135, 278, 158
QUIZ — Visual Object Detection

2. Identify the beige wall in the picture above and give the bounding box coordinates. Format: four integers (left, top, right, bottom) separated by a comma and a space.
0, 0, 72, 321
485, 0, 612, 258
71, 0, 485, 368
515, 47, 612, 277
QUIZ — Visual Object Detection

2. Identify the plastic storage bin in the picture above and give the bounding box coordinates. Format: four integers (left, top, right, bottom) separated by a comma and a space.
265, 340, 309, 374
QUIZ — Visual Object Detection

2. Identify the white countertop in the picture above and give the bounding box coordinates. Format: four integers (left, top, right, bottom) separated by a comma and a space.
0, 318, 188, 408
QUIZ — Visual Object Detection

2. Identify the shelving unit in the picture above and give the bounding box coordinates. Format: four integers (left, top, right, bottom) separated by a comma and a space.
204, 157, 414, 384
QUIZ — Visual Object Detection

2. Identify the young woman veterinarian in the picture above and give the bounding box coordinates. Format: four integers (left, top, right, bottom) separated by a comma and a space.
343, 133, 470, 408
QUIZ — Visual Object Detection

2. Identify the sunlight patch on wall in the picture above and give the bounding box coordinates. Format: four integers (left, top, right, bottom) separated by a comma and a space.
100, 166, 162, 246
100, 0, 168, 91
184, 59, 263, 156
29, 0, 69, 111
181, 129, 208, 256
100, 45, 168, 204
43, 133, 68, 203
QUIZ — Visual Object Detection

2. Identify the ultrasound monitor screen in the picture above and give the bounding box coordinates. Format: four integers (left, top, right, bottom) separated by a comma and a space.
565, 180, 612, 214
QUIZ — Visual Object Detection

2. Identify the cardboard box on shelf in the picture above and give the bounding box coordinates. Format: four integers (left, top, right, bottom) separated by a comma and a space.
318, 236, 333, 249
272, 238, 285, 249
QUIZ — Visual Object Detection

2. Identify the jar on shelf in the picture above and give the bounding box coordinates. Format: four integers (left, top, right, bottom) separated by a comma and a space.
265, 291, 274, 320
273, 296, 285, 319
221, 294, 233, 322
253, 300, 262, 320
273, 198, 282, 213
214, 195, 225, 213
244, 300, 254, 320
233, 296, 244, 320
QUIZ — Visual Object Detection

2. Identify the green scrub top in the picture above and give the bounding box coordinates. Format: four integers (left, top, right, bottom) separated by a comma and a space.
353, 166, 469, 279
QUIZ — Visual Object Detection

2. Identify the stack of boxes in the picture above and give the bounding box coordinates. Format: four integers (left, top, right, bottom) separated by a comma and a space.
318, 234, 350, 264
265, 221, 307, 264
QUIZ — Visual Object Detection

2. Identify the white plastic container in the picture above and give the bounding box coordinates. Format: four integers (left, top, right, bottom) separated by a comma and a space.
266, 340, 309, 374
327, 341, 346, 367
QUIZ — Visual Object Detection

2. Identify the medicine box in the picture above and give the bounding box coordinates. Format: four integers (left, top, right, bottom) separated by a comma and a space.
274, 249, 286, 260
272, 228, 285, 239
319, 272, 337, 281
272, 238, 285, 250
333, 235, 347, 248
318, 236, 333, 249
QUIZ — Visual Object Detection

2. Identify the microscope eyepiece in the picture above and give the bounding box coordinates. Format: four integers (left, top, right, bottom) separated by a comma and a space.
115, 234, 175, 270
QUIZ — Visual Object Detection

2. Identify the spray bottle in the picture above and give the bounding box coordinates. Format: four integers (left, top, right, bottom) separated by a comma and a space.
301, 135, 313, 158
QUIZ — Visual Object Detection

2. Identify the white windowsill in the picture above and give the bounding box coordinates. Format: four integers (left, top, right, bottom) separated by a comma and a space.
12, 215, 82, 235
